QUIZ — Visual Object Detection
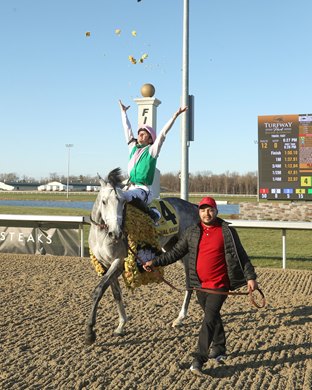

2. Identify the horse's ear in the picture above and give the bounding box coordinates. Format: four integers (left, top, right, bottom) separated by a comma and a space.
97, 173, 107, 187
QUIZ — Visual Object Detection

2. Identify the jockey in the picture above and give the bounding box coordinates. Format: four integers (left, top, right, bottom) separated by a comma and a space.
119, 100, 187, 214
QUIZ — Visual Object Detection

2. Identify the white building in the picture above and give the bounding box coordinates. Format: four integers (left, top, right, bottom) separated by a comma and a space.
37, 181, 73, 192
86, 185, 100, 192
0, 182, 15, 191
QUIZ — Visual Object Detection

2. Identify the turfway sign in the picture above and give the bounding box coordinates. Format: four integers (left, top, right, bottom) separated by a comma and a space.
258, 113, 312, 201
0, 215, 87, 257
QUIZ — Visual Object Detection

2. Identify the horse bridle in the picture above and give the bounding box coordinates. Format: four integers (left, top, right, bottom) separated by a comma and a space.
90, 187, 127, 232
89, 202, 127, 232
89, 215, 108, 231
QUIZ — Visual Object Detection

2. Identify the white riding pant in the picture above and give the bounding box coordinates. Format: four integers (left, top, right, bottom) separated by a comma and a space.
123, 183, 154, 204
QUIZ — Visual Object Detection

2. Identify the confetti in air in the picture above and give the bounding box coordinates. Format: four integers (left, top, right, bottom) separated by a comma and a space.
114, 28, 149, 65
128, 55, 137, 65
138, 53, 148, 63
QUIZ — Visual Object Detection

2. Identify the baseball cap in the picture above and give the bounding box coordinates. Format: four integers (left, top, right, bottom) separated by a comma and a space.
138, 125, 156, 143
198, 196, 217, 209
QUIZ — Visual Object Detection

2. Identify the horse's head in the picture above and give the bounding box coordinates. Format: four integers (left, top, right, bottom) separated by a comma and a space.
91, 168, 126, 243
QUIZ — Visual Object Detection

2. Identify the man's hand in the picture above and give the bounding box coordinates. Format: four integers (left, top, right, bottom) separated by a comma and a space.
173, 106, 188, 120
247, 279, 259, 292
119, 100, 130, 112
143, 260, 154, 272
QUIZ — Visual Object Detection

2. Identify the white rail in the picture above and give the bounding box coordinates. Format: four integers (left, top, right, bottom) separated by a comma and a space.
0, 215, 311, 266
226, 219, 312, 269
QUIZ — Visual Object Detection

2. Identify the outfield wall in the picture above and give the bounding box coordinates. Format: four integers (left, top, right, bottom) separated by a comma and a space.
239, 202, 312, 221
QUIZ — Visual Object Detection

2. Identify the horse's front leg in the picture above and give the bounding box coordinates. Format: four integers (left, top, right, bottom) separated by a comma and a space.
172, 289, 193, 327
85, 258, 123, 345
110, 278, 128, 336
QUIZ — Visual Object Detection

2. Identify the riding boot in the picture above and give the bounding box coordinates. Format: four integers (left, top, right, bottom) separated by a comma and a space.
148, 208, 161, 223
128, 197, 159, 223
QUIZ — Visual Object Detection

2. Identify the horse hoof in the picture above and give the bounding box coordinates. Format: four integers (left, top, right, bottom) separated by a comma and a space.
85, 329, 96, 345
113, 330, 125, 337
172, 318, 184, 328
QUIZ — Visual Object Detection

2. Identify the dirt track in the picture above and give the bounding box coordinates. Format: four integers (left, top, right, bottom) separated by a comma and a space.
0, 253, 311, 390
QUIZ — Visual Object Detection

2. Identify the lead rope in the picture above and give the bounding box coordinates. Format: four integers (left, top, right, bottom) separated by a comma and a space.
129, 247, 266, 309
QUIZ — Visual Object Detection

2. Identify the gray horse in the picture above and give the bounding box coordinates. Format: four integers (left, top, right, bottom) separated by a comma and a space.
86, 168, 199, 345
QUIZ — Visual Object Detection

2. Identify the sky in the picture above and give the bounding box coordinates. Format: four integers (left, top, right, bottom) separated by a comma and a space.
1, 0, 312, 181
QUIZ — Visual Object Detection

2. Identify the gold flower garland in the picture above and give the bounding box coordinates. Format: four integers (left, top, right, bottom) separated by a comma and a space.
123, 204, 164, 289
89, 203, 164, 289
90, 249, 105, 276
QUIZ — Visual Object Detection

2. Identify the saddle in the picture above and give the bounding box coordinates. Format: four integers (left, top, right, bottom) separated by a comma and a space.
150, 198, 180, 236
129, 197, 180, 236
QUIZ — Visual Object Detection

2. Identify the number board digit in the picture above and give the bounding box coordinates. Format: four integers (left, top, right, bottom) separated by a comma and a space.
159, 200, 177, 225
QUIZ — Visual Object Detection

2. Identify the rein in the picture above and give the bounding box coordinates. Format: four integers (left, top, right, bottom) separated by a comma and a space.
89, 215, 108, 231
129, 247, 266, 309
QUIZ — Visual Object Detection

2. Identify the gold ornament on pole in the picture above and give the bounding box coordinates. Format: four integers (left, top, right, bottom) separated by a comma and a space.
140, 83, 155, 98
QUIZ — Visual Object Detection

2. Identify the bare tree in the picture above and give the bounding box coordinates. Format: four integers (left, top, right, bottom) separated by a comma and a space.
0, 173, 19, 182
160, 171, 257, 194
0, 170, 257, 194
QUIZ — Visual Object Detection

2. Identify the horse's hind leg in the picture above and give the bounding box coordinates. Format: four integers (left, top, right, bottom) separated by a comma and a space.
172, 256, 193, 327
85, 259, 122, 345
172, 289, 193, 327
110, 279, 128, 336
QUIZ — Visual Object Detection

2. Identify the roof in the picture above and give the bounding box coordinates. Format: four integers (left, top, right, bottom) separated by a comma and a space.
0, 182, 15, 191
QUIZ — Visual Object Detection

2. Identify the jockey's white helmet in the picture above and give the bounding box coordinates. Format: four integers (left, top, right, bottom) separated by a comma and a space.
138, 125, 156, 143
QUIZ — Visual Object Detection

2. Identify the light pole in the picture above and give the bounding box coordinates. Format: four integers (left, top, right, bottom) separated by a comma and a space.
181, 0, 190, 201
65, 144, 73, 198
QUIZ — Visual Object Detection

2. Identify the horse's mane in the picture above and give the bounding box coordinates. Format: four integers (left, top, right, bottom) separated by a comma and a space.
107, 167, 123, 188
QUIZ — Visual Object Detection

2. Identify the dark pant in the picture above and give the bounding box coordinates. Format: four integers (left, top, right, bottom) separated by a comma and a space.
194, 289, 228, 364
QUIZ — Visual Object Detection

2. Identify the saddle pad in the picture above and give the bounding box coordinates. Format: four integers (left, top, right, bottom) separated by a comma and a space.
150, 199, 180, 236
